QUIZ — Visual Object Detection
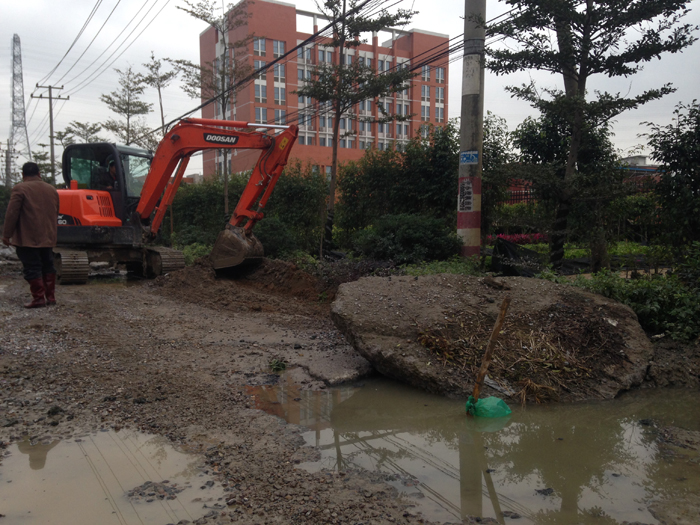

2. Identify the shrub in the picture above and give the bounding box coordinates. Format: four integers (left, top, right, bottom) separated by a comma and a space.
181, 243, 212, 265
570, 270, 700, 341
352, 214, 462, 264
254, 217, 299, 259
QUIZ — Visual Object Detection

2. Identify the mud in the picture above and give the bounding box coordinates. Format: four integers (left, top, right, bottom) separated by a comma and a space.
1, 258, 699, 525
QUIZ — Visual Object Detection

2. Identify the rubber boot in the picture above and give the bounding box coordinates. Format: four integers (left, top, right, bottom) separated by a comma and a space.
43, 273, 57, 305
24, 278, 46, 309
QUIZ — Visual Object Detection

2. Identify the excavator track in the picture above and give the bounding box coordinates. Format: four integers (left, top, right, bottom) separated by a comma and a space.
54, 249, 90, 284
145, 246, 185, 277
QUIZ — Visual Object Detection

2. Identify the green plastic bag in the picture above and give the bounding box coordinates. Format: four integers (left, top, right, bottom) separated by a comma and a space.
466, 395, 512, 418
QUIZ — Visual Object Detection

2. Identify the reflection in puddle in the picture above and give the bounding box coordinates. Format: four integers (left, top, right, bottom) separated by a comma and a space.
0, 429, 225, 524
248, 378, 700, 524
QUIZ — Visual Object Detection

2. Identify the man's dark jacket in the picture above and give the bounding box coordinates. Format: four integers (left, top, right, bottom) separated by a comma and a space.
2, 175, 60, 247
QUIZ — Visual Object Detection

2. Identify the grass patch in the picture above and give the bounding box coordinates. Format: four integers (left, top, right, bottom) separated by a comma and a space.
402, 256, 484, 277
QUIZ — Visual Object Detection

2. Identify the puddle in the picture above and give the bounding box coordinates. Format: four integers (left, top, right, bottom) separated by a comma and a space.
248, 377, 700, 524
0, 429, 226, 524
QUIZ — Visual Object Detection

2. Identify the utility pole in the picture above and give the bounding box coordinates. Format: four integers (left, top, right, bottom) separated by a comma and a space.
457, 0, 486, 258
31, 85, 69, 183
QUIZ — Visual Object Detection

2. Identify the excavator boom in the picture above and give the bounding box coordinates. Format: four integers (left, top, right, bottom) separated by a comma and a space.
136, 118, 298, 269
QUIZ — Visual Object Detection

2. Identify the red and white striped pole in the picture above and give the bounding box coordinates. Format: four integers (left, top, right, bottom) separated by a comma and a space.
457, 0, 485, 258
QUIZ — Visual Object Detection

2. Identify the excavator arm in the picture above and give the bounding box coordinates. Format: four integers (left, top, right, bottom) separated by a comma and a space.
134, 118, 298, 269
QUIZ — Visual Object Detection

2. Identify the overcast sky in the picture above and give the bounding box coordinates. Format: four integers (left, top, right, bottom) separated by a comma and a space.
2, 0, 699, 178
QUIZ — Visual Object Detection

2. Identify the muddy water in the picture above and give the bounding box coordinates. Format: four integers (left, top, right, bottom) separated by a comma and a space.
249, 378, 700, 525
0, 429, 225, 524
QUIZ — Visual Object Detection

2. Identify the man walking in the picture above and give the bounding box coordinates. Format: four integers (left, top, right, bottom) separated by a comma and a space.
2, 162, 60, 308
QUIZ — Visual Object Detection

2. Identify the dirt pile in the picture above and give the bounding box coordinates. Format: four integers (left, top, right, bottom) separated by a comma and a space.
331, 274, 654, 402
153, 258, 325, 316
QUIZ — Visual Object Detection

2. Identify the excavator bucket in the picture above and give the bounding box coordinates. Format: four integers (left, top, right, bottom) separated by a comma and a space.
209, 226, 264, 270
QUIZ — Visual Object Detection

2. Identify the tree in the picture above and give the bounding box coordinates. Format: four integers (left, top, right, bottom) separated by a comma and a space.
512, 102, 626, 270
142, 52, 178, 136
481, 111, 516, 251
64, 121, 104, 143
486, 0, 698, 268
33, 145, 57, 184
645, 100, 700, 249
294, 0, 416, 255
170, 0, 253, 215
100, 66, 153, 147
336, 122, 460, 246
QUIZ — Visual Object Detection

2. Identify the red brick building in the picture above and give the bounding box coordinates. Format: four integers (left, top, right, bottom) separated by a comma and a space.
199, 0, 449, 177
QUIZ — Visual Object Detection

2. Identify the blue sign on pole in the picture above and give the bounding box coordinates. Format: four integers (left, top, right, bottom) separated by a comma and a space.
460, 150, 479, 165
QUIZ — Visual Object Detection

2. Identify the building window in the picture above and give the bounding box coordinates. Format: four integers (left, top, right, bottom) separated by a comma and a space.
421, 105, 430, 121
274, 64, 285, 82
320, 137, 326, 147
254, 38, 266, 56
436, 67, 445, 83
297, 47, 312, 62
436, 87, 445, 103
255, 107, 266, 123
274, 86, 285, 105
378, 122, 385, 133
340, 139, 346, 148
273, 40, 285, 58
420, 125, 430, 138
436, 107, 444, 123
254, 60, 266, 80
359, 100, 372, 113
298, 136, 305, 145
378, 59, 385, 72
275, 109, 286, 124
421, 85, 430, 102
319, 50, 325, 62
421, 65, 430, 81
255, 84, 267, 103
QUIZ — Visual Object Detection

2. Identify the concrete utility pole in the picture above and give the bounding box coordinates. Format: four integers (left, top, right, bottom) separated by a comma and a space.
457, 0, 486, 258
31, 85, 69, 182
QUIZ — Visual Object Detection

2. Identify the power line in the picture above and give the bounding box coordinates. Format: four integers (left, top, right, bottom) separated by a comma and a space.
63, 0, 167, 96
36, 0, 105, 86
53, 0, 125, 86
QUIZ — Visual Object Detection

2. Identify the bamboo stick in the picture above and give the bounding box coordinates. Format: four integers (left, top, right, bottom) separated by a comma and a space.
471, 295, 511, 402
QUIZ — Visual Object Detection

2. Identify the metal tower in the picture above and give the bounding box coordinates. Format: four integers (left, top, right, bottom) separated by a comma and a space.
7, 34, 32, 185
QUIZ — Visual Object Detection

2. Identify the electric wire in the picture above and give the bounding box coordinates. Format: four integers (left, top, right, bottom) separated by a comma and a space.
53, 0, 125, 86
35, 0, 105, 86
63, 0, 164, 95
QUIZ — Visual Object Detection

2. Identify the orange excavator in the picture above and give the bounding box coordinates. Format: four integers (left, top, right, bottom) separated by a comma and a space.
55, 118, 298, 283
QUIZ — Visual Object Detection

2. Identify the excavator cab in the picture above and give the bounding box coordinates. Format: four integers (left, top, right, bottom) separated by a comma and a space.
61, 143, 152, 226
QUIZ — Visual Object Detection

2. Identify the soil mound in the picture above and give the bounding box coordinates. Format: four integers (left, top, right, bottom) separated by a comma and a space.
331, 274, 654, 402
151, 258, 324, 315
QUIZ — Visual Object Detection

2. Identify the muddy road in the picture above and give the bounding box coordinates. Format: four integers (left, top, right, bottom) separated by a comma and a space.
2, 257, 699, 525
0, 261, 417, 525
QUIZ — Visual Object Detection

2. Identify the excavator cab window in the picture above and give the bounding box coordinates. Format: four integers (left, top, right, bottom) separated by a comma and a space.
119, 153, 150, 198
63, 144, 121, 190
